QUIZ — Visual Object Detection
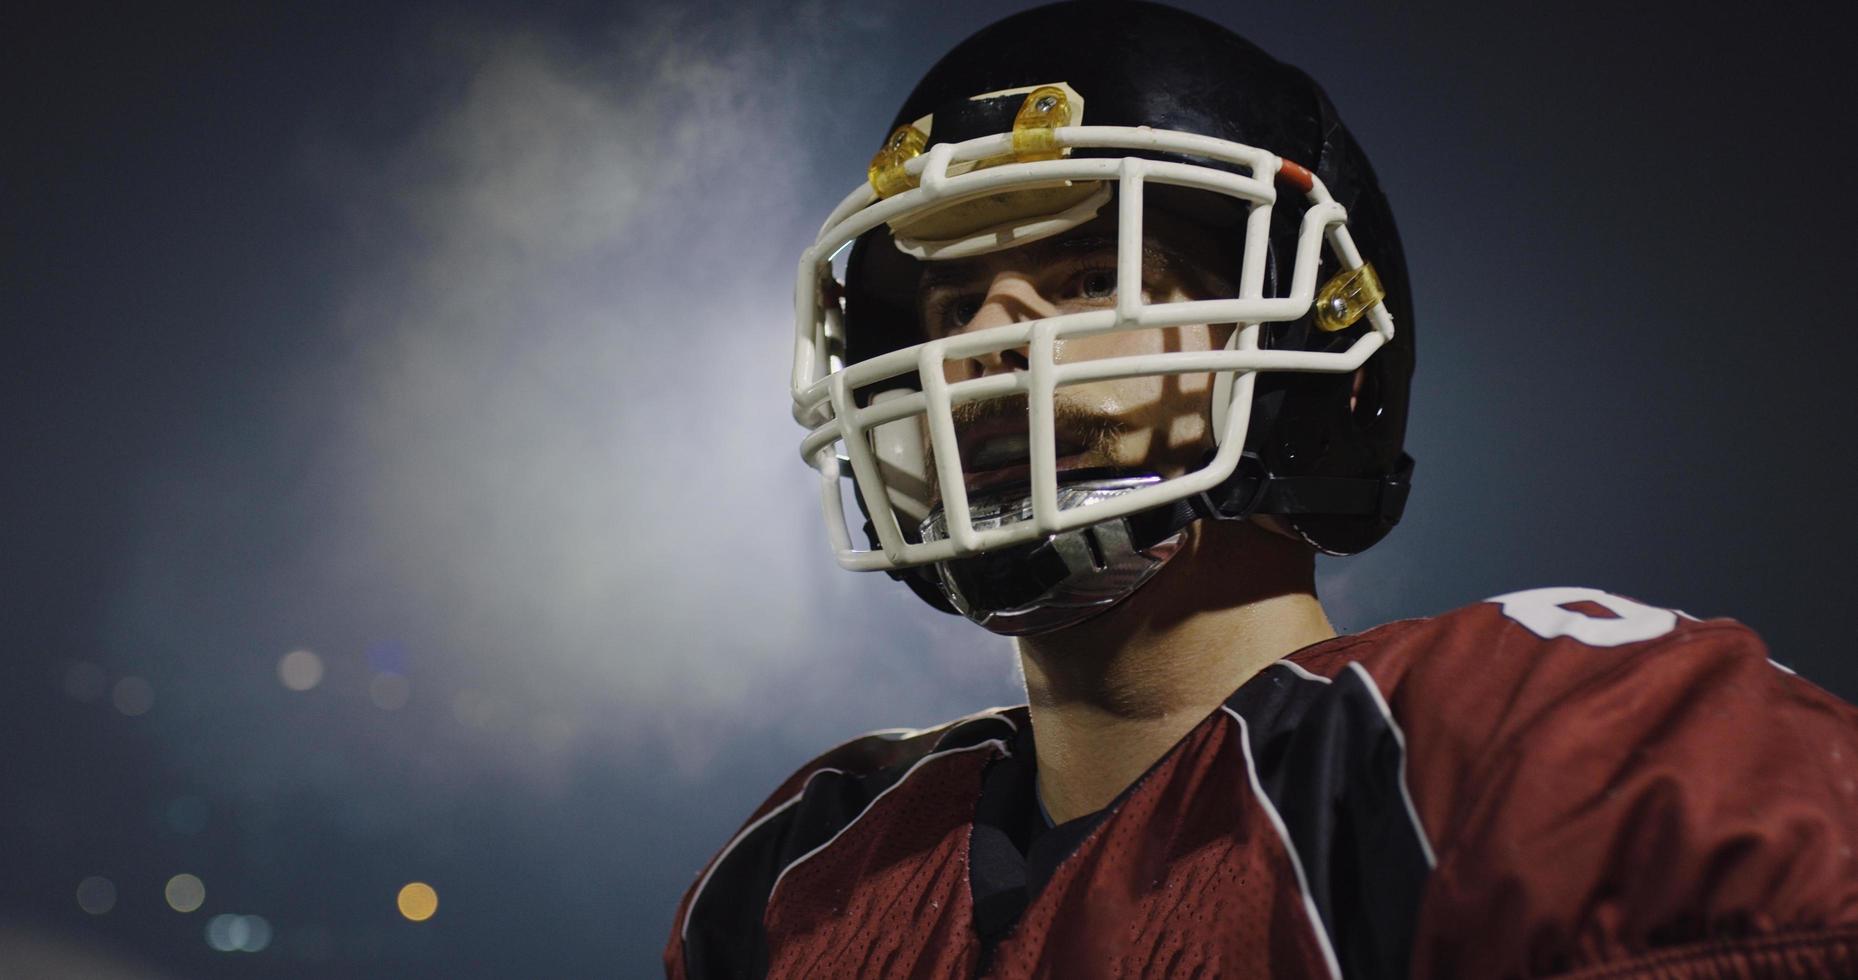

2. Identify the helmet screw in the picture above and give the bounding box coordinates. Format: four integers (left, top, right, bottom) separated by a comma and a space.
1327, 296, 1350, 319
1035, 95, 1057, 111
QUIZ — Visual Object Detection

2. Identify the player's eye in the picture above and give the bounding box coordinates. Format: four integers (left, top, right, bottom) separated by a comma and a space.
1076, 268, 1117, 301
923, 293, 983, 335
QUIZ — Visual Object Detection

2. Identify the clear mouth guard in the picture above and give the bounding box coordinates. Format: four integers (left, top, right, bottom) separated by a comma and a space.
920, 474, 1162, 543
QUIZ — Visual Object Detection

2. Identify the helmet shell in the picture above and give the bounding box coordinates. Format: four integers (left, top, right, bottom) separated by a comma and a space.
843, 0, 1415, 566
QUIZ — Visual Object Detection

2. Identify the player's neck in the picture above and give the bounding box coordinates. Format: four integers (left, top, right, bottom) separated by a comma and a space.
1013, 519, 1335, 824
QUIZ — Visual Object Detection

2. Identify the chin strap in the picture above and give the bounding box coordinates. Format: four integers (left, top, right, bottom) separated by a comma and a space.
1124, 451, 1416, 551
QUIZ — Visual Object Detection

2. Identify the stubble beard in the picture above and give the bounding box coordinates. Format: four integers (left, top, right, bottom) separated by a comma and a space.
923, 393, 1131, 509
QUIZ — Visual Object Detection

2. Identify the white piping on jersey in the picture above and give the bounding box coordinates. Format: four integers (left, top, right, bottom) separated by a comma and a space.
1271, 659, 1334, 685
681, 709, 1019, 943
951, 704, 1022, 733
1344, 662, 1439, 870
682, 765, 844, 942
857, 705, 1022, 742
764, 736, 1010, 909
1221, 706, 1344, 980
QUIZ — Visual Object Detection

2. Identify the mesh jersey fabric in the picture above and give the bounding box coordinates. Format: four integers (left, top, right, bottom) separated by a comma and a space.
667, 590, 1858, 979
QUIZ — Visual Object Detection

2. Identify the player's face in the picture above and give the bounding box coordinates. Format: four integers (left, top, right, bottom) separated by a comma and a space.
913, 211, 1235, 502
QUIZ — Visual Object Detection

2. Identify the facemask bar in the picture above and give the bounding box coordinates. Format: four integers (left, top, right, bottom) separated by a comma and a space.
792, 126, 1394, 572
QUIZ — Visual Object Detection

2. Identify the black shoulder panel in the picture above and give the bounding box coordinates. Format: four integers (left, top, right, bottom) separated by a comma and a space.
1225, 662, 1432, 980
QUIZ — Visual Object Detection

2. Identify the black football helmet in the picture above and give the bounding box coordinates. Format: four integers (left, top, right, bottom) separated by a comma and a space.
791, 0, 1415, 633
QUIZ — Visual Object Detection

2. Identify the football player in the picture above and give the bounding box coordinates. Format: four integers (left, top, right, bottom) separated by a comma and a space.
668, 2, 1858, 977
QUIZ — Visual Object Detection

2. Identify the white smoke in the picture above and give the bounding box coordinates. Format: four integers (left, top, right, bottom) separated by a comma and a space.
104, 3, 1023, 805
318, 16, 839, 725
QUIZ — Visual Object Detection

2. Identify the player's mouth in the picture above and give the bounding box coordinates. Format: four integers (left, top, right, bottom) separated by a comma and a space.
958, 428, 1096, 498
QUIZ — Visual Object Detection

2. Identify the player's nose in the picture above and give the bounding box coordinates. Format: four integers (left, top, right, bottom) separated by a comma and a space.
952, 274, 1053, 377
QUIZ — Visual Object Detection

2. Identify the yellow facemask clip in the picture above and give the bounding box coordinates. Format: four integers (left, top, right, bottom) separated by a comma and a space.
1010, 86, 1072, 162
1314, 262, 1386, 333
868, 125, 927, 199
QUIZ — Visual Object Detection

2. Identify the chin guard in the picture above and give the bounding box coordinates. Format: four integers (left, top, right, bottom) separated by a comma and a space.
918, 474, 1185, 636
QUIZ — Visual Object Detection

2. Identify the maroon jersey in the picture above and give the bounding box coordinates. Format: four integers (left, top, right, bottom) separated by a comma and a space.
666, 589, 1858, 978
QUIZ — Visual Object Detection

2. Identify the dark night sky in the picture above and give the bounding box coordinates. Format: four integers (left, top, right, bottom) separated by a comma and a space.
4, 1, 1853, 975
